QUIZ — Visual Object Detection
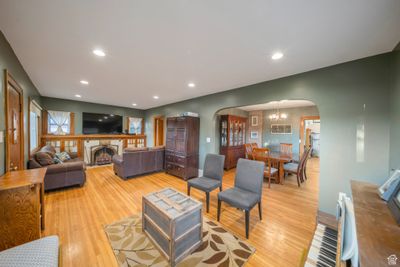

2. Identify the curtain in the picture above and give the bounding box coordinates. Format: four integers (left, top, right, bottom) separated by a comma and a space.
48, 110, 70, 135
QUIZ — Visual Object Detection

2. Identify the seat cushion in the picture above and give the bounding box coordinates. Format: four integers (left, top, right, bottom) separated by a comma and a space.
284, 162, 298, 173
218, 188, 260, 210
0, 235, 59, 267
265, 167, 278, 176
188, 177, 221, 192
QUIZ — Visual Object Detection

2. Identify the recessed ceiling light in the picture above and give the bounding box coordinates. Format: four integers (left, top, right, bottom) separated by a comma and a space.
188, 82, 196, 88
271, 52, 283, 60
110, 114, 114, 117
93, 49, 106, 57
132, 103, 137, 106
104, 116, 108, 119
80, 80, 89, 85
153, 95, 159, 99
75, 94, 82, 98
98, 119, 103, 122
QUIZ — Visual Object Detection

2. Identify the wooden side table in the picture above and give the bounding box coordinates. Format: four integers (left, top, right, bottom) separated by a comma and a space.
0, 168, 46, 251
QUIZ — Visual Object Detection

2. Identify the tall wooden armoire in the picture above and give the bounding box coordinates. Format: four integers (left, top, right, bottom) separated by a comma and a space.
165, 116, 200, 180
219, 115, 247, 170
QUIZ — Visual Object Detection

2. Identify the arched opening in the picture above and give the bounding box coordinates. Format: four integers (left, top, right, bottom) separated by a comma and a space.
214, 99, 320, 186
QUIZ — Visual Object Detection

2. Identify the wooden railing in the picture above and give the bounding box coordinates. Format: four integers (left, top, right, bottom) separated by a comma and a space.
41, 134, 147, 158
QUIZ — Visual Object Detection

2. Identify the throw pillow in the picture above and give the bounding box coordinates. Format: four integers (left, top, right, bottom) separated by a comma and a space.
53, 157, 63, 164
55, 152, 71, 162
35, 152, 54, 166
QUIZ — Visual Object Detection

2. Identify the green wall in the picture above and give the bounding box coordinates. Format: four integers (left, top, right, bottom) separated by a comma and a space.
0, 31, 42, 175
40, 97, 145, 134
262, 106, 320, 154
390, 50, 400, 170
145, 52, 393, 214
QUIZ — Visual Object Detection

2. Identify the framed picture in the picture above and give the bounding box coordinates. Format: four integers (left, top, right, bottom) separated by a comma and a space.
250, 131, 258, 139
251, 116, 258, 126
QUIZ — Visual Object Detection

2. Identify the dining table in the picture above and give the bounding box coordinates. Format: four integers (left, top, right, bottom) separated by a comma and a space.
267, 151, 299, 184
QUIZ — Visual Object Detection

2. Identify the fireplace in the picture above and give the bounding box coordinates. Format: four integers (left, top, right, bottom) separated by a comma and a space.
91, 145, 118, 165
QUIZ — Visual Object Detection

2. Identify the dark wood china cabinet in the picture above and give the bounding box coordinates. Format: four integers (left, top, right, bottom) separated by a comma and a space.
219, 115, 247, 170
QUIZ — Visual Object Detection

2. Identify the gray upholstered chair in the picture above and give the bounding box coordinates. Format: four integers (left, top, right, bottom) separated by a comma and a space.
217, 158, 265, 238
187, 154, 225, 213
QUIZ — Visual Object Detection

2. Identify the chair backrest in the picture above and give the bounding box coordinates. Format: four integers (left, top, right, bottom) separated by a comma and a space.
280, 143, 293, 154
234, 158, 265, 197
251, 143, 258, 150
252, 148, 270, 165
203, 153, 225, 181
244, 144, 253, 159
297, 147, 311, 174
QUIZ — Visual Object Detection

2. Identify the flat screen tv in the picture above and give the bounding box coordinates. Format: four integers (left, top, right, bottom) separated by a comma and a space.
82, 112, 123, 134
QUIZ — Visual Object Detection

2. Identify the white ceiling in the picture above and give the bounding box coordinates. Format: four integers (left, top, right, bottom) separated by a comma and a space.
0, 0, 399, 110
238, 100, 316, 111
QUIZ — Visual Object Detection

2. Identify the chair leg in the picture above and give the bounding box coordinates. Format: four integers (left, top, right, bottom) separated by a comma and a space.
219, 186, 222, 192
206, 192, 210, 213
304, 165, 308, 181
245, 210, 250, 239
187, 185, 191, 196
296, 174, 301, 187
217, 199, 221, 221
258, 202, 262, 220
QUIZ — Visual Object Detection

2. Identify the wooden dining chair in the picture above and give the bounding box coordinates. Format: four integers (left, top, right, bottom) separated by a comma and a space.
302, 148, 313, 181
283, 148, 310, 187
280, 143, 293, 155
244, 144, 254, 160
251, 143, 258, 150
252, 148, 278, 188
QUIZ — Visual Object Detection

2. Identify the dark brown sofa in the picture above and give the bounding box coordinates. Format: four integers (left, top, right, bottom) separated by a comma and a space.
112, 146, 165, 179
28, 145, 86, 191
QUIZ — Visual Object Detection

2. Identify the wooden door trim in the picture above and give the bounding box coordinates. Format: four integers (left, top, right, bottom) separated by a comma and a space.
153, 116, 164, 146
299, 115, 320, 155
4, 70, 25, 172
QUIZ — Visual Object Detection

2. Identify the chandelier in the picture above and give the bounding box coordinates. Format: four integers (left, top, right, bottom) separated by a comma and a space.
268, 101, 288, 121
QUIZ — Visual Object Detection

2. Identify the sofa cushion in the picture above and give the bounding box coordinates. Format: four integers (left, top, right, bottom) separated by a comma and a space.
35, 152, 54, 166
40, 145, 56, 158
124, 147, 148, 152
46, 161, 85, 174
55, 152, 71, 162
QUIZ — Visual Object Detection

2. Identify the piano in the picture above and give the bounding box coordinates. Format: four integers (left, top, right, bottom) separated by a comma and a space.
304, 180, 400, 267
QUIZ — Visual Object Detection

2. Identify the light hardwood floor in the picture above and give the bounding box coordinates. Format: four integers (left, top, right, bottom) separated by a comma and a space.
43, 158, 319, 267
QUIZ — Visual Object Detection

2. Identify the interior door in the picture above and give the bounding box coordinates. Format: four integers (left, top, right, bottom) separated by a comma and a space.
5, 71, 24, 172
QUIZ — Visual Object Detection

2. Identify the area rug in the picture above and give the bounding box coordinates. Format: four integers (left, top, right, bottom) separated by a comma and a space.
104, 215, 255, 267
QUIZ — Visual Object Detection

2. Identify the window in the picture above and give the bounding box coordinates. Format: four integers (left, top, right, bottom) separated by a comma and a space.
48, 110, 71, 135
128, 117, 143, 134
29, 100, 42, 152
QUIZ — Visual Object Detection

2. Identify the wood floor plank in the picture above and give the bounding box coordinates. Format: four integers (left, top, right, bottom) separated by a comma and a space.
43, 158, 319, 267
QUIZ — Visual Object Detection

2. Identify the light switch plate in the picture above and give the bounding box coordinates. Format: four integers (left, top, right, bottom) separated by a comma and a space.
0, 131, 3, 143
206, 137, 211, 143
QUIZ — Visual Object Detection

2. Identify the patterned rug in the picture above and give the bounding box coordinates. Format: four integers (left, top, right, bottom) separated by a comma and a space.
104, 215, 255, 267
